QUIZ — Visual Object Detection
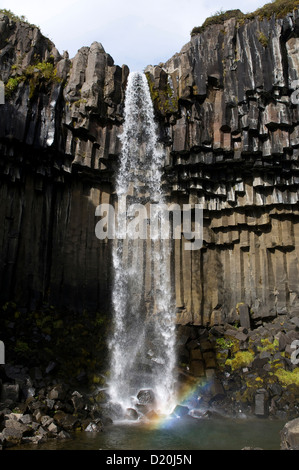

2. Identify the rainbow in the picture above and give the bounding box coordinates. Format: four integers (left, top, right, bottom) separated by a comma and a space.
136, 373, 213, 429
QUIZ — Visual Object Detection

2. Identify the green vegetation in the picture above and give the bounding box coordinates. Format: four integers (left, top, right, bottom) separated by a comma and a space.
191, 9, 244, 35
257, 30, 270, 47
5, 60, 61, 100
191, 0, 299, 36
274, 367, 299, 387
24, 61, 61, 99
73, 98, 87, 108
247, 0, 299, 21
225, 351, 255, 371
0, 8, 28, 23
145, 72, 178, 115
4, 76, 25, 97
0, 8, 37, 27
215, 337, 235, 350
257, 337, 279, 353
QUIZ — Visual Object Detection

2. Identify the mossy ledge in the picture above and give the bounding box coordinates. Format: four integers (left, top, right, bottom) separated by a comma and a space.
145, 70, 179, 116
191, 0, 299, 36
5, 60, 62, 100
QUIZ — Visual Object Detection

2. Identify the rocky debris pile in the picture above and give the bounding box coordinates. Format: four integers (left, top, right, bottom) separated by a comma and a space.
0, 365, 112, 449
176, 307, 299, 420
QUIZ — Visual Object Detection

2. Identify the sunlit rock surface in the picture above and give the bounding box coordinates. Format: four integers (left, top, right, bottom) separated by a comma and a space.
0, 8, 299, 326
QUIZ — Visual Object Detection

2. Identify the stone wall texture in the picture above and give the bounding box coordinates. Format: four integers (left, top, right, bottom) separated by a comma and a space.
0, 8, 299, 325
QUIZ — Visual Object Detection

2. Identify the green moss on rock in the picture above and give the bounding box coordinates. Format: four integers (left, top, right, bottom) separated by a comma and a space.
191, 9, 244, 35
5, 61, 62, 100
274, 368, 299, 387
145, 72, 178, 116
0, 9, 31, 24
257, 31, 270, 47
225, 351, 255, 371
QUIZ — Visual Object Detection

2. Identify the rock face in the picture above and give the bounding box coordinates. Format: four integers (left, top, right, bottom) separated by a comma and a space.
0, 8, 299, 327
0, 13, 128, 312
145, 7, 299, 326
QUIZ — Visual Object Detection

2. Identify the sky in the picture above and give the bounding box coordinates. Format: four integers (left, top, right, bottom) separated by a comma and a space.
1, 0, 266, 71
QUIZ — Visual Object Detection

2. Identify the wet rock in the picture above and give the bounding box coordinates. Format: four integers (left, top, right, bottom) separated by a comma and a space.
45, 362, 56, 374
189, 360, 205, 377
84, 419, 103, 432
45, 398, 55, 411
95, 390, 109, 404
145, 410, 160, 421
254, 389, 268, 417
0, 383, 20, 403
47, 422, 58, 434
136, 404, 151, 415
125, 408, 139, 420
0, 427, 23, 447
47, 383, 67, 401
57, 430, 71, 439
137, 389, 156, 405
189, 408, 207, 419
252, 356, 269, 370
209, 378, 226, 402
19, 413, 32, 425
203, 351, 217, 369
53, 411, 79, 431
171, 405, 189, 418
202, 409, 227, 420
239, 304, 251, 329
280, 418, 299, 450
0, 415, 33, 447
35, 425, 48, 442
99, 402, 123, 421
40, 415, 54, 427
71, 391, 85, 411
189, 349, 203, 361
242, 447, 263, 450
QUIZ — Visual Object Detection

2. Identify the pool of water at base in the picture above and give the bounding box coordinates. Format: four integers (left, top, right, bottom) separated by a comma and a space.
13, 416, 287, 451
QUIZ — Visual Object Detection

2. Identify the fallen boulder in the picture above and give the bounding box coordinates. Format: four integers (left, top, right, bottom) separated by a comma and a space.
280, 418, 299, 450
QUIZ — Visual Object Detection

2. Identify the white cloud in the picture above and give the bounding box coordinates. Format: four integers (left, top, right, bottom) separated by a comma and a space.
2, 0, 266, 70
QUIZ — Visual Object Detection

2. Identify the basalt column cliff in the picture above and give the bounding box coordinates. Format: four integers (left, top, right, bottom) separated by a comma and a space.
0, 6, 299, 328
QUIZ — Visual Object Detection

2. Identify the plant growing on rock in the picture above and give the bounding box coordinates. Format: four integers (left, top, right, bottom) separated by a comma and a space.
5, 61, 62, 100
257, 31, 270, 47
225, 350, 255, 371
145, 72, 178, 115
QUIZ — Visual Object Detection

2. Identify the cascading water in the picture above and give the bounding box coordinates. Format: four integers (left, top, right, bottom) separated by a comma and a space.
108, 71, 176, 415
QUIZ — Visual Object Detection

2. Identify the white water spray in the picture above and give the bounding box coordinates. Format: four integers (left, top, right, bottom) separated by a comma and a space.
109, 72, 176, 414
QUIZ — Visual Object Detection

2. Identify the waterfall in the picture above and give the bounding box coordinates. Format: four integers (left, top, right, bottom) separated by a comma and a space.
108, 71, 176, 414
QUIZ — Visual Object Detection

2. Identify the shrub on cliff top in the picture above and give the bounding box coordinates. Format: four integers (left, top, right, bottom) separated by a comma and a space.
0, 8, 37, 27
0, 9, 27, 22
191, 0, 299, 36
191, 9, 244, 35
246, 0, 299, 21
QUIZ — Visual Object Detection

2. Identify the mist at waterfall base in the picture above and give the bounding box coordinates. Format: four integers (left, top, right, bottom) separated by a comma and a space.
108, 71, 177, 418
